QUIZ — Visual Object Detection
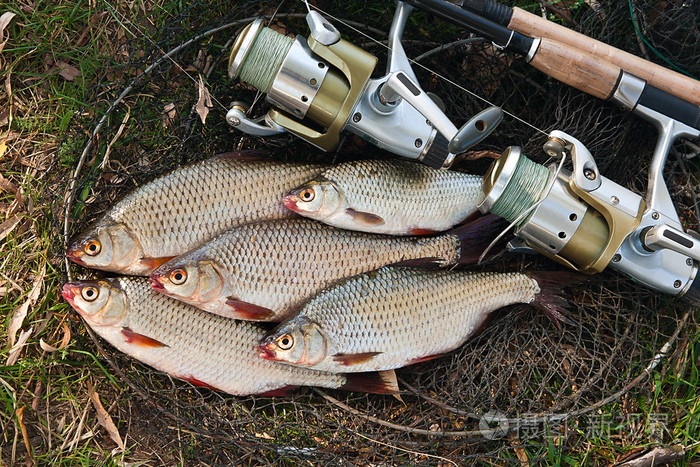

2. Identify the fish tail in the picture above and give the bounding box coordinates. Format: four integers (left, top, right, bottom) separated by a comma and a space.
450, 213, 509, 265
339, 371, 400, 395
527, 271, 586, 331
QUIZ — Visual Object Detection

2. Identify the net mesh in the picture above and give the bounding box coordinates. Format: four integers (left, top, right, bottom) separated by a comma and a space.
48, 0, 700, 463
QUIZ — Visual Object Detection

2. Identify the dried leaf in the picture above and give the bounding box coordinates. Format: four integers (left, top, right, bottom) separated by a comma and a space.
0, 173, 18, 193
0, 214, 21, 242
39, 339, 58, 352
162, 103, 177, 129
89, 386, 125, 451
39, 322, 71, 352
17, 406, 34, 465
55, 60, 81, 81
195, 75, 212, 124
7, 265, 45, 346
0, 12, 15, 35
6, 327, 32, 365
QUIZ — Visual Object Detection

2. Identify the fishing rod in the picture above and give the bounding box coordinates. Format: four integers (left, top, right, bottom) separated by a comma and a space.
404, 0, 700, 125
225, 2, 504, 169
458, 0, 700, 107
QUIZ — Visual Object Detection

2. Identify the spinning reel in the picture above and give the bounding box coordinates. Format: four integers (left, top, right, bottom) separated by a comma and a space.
226, 3, 503, 169
480, 72, 700, 298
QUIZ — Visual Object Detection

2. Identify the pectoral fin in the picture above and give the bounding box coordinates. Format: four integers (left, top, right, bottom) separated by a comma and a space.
408, 228, 438, 235
406, 353, 446, 366
258, 385, 299, 397
225, 297, 275, 321
345, 208, 385, 226
121, 327, 169, 348
332, 351, 382, 366
139, 256, 177, 272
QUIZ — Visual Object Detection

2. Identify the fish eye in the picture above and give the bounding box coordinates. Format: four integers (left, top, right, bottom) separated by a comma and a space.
170, 268, 187, 285
277, 334, 294, 350
81, 286, 99, 302
300, 188, 315, 202
85, 240, 101, 256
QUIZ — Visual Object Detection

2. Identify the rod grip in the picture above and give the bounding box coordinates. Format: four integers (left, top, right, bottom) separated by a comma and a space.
508, 6, 700, 107
528, 38, 620, 101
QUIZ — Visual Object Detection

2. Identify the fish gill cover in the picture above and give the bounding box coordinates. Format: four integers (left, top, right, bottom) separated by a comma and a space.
47, 0, 700, 463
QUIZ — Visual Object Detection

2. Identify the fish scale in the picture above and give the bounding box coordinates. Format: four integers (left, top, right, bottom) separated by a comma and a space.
150, 218, 482, 321
259, 267, 556, 373
66, 152, 325, 275
64, 277, 366, 396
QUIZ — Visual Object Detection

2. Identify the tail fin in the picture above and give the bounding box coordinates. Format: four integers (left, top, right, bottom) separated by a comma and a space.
450, 213, 509, 264
340, 370, 400, 396
526, 271, 587, 331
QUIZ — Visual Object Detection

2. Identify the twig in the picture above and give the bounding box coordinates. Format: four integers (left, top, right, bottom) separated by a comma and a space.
313, 388, 491, 437
348, 428, 459, 466
414, 38, 486, 62
99, 106, 130, 170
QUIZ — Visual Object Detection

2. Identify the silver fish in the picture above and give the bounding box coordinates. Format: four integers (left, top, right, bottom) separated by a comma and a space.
259, 267, 569, 373
283, 159, 484, 235
150, 215, 503, 321
66, 151, 325, 275
62, 277, 397, 396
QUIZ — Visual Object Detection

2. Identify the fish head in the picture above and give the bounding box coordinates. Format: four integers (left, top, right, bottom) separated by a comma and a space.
66, 220, 144, 274
282, 178, 343, 220
62, 279, 129, 327
150, 258, 224, 304
258, 316, 327, 366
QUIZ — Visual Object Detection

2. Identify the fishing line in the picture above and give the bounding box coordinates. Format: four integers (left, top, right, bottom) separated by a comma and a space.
309, 4, 550, 137
478, 151, 568, 263
627, 0, 697, 79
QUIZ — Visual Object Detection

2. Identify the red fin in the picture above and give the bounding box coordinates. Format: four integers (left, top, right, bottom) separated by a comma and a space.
332, 351, 381, 366
225, 297, 275, 321
213, 149, 269, 161
345, 208, 385, 226
121, 327, 169, 348
406, 353, 446, 366
181, 375, 218, 391
258, 385, 298, 397
339, 372, 400, 395
448, 213, 509, 265
140, 256, 177, 272
408, 228, 438, 235
526, 271, 587, 332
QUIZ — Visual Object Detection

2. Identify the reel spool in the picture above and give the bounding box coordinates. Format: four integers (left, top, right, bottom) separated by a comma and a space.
228, 17, 376, 152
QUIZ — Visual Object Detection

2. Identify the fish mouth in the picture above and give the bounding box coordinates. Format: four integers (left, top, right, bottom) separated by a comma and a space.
149, 273, 167, 292
65, 247, 86, 266
61, 282, 80, 307
281, 194, 300, 212
257, 343, 278, 361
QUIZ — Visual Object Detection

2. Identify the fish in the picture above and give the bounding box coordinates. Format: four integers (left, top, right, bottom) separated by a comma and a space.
66, 151, 326, 276
258, 267, 573, 373
61, 276, 398, 397
149, 215, 505, 321
282, 159, 484, 235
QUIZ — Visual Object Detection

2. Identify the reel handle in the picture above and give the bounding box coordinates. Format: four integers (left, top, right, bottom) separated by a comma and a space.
381, 71, 502, 155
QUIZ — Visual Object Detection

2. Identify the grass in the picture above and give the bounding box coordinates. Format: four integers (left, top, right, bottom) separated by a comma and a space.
1, 0, 700, 464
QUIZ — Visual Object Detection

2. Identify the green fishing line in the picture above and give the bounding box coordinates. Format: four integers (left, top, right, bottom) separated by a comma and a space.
238, 27, 294, 93
490, 154, 551, 227
627, 0, 697, 79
